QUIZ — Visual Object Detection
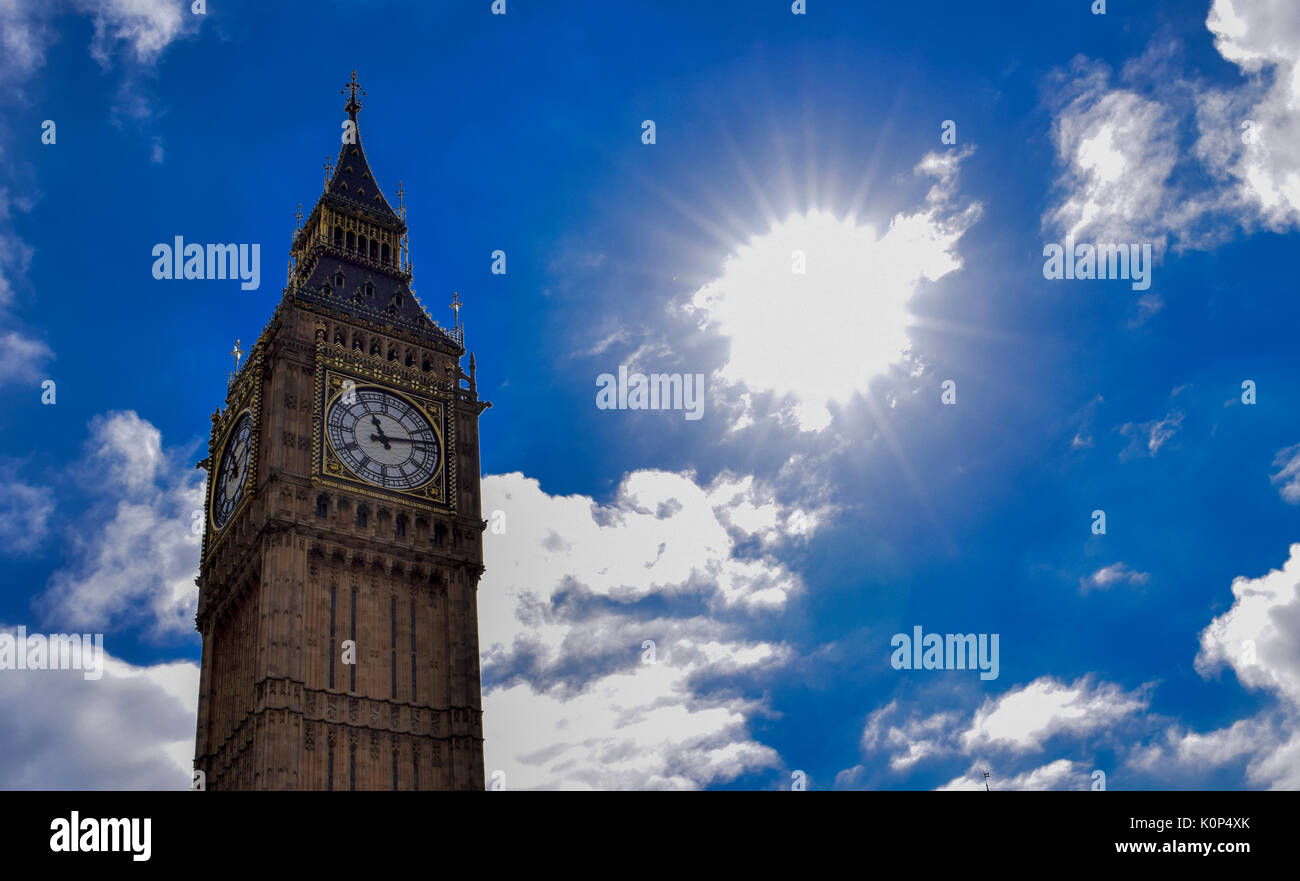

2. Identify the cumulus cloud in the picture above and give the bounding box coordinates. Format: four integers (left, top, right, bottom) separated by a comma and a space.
480, 469, 817, 789
682, 149, 981, 432
40, 411, 203, 636
937, 758, 1089, 791
1045, 0, 1300, 253
0, 625, 197, 790
840, 677, 1150, 789
1127, 544, 1300, 790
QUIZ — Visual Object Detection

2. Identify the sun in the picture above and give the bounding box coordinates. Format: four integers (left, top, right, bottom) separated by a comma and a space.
686, 207, 967, 431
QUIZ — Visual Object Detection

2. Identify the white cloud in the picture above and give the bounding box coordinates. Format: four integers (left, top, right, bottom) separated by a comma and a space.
78, 0, 194, 67
480, 469, 815, 789
937, 758, 1087, 791
1270, 443, 1300, 503
1044, 61, 1183, 252
1195, 542, 1300, 706
0, 329, 52, 385
0, 625, 197, 790
1130, 543, 1300, 789
1046, 1, 1300, 251
40, 411, 203, 636
960, 676, 1150, 753
0, 476, 54, 555
1119, 409, 1184, 458
1080, 562, 1150, 593
682, 149, 981, 432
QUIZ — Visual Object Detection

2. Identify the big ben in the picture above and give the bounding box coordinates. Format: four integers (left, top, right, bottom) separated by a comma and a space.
193, 73, 488, 791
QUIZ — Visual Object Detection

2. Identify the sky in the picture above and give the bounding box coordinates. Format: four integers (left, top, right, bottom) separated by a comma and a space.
0, 0, 1299, 790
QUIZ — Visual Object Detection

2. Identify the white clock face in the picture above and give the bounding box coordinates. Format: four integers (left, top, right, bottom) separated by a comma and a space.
212, 413, 252, 530
326, 386, 441, 490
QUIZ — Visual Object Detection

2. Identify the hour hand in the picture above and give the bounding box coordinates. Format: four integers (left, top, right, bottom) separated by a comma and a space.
369, 416, 391, 449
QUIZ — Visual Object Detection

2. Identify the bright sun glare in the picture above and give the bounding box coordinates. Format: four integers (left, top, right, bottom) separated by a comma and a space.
687, 207, 966, 431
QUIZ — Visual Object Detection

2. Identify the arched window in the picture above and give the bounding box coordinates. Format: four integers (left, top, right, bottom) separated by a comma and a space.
346, 231, 355, 251
351, 334, 362, 351
333, 327, 345, 345
334, 272, 344, 288
421, 357, 432, 372
356, 506, 369, 528
381, 243, 390, 264
363, 282, 374, 298
404, 349, 415, 367
395, 515, 408, 538
358, 235, 367, 257
387, 347, 398, 362
333, 227, 343, 247
432, 522, 447, 547
316, 494, 329, 517
369, 240, 378, 260
370, 339, 381, 356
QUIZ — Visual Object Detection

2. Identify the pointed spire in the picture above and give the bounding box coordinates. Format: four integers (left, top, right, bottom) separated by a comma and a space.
342, 69, 365, 119
325, 70, 399, 219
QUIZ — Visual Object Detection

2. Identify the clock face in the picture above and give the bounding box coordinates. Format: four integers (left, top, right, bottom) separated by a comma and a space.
212, 413, 252, 530
326, 386, 441, 491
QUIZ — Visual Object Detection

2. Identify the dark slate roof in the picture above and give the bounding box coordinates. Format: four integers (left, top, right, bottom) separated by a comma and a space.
296, 254, 460, 350
327, 122, 400, 220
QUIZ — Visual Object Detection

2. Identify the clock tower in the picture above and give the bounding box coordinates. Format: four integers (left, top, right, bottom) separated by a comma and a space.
193, 74, 489, 790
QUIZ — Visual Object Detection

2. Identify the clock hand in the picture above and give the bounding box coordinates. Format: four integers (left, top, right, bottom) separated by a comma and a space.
369, 435, 433, 447
369, 415, 391, 450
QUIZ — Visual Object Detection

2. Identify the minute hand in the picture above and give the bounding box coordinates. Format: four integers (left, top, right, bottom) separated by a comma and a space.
369, 434, 434, 446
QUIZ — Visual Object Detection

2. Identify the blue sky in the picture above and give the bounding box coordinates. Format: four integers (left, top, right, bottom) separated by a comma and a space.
1, 0, 1299, 790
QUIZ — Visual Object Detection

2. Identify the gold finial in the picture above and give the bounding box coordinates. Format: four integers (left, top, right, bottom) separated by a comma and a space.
450, 292, 462, 333
342, 69, 365, 118
231, 339, 244, 371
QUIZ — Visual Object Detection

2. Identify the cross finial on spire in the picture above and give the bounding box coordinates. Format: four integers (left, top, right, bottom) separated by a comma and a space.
342, 69, 365, 118
324, 156, 333, 188
231, 339, 244, 371
450, 291, 462, 330
396, 181, 406, 219
294, 203, 304, 230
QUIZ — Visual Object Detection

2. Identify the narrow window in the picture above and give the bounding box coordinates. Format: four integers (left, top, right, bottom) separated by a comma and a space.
316, 494, 329, 517
333, 227, 343, 247
350, 588, 357, 692
327, 742, 334, 791
382, 243, 390, 264
413, 757, 419, 791
346, 231, 355, 250
333, 272, 344, 288
356, 506, 368, 528
390, 596, 397, 699
349, 741, 356, 791
328, 585, 336, 690
392, 752, 399, 791
358, 235, 367, 257
410, 600, 417, 703
395, 515, 407, 538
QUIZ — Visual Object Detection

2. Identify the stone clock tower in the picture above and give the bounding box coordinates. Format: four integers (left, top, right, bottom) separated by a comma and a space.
193, 74, 488, 791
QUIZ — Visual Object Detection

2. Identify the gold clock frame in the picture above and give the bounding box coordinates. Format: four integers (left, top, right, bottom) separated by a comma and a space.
209, 408, 256, 533
313, 365, 456, 513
